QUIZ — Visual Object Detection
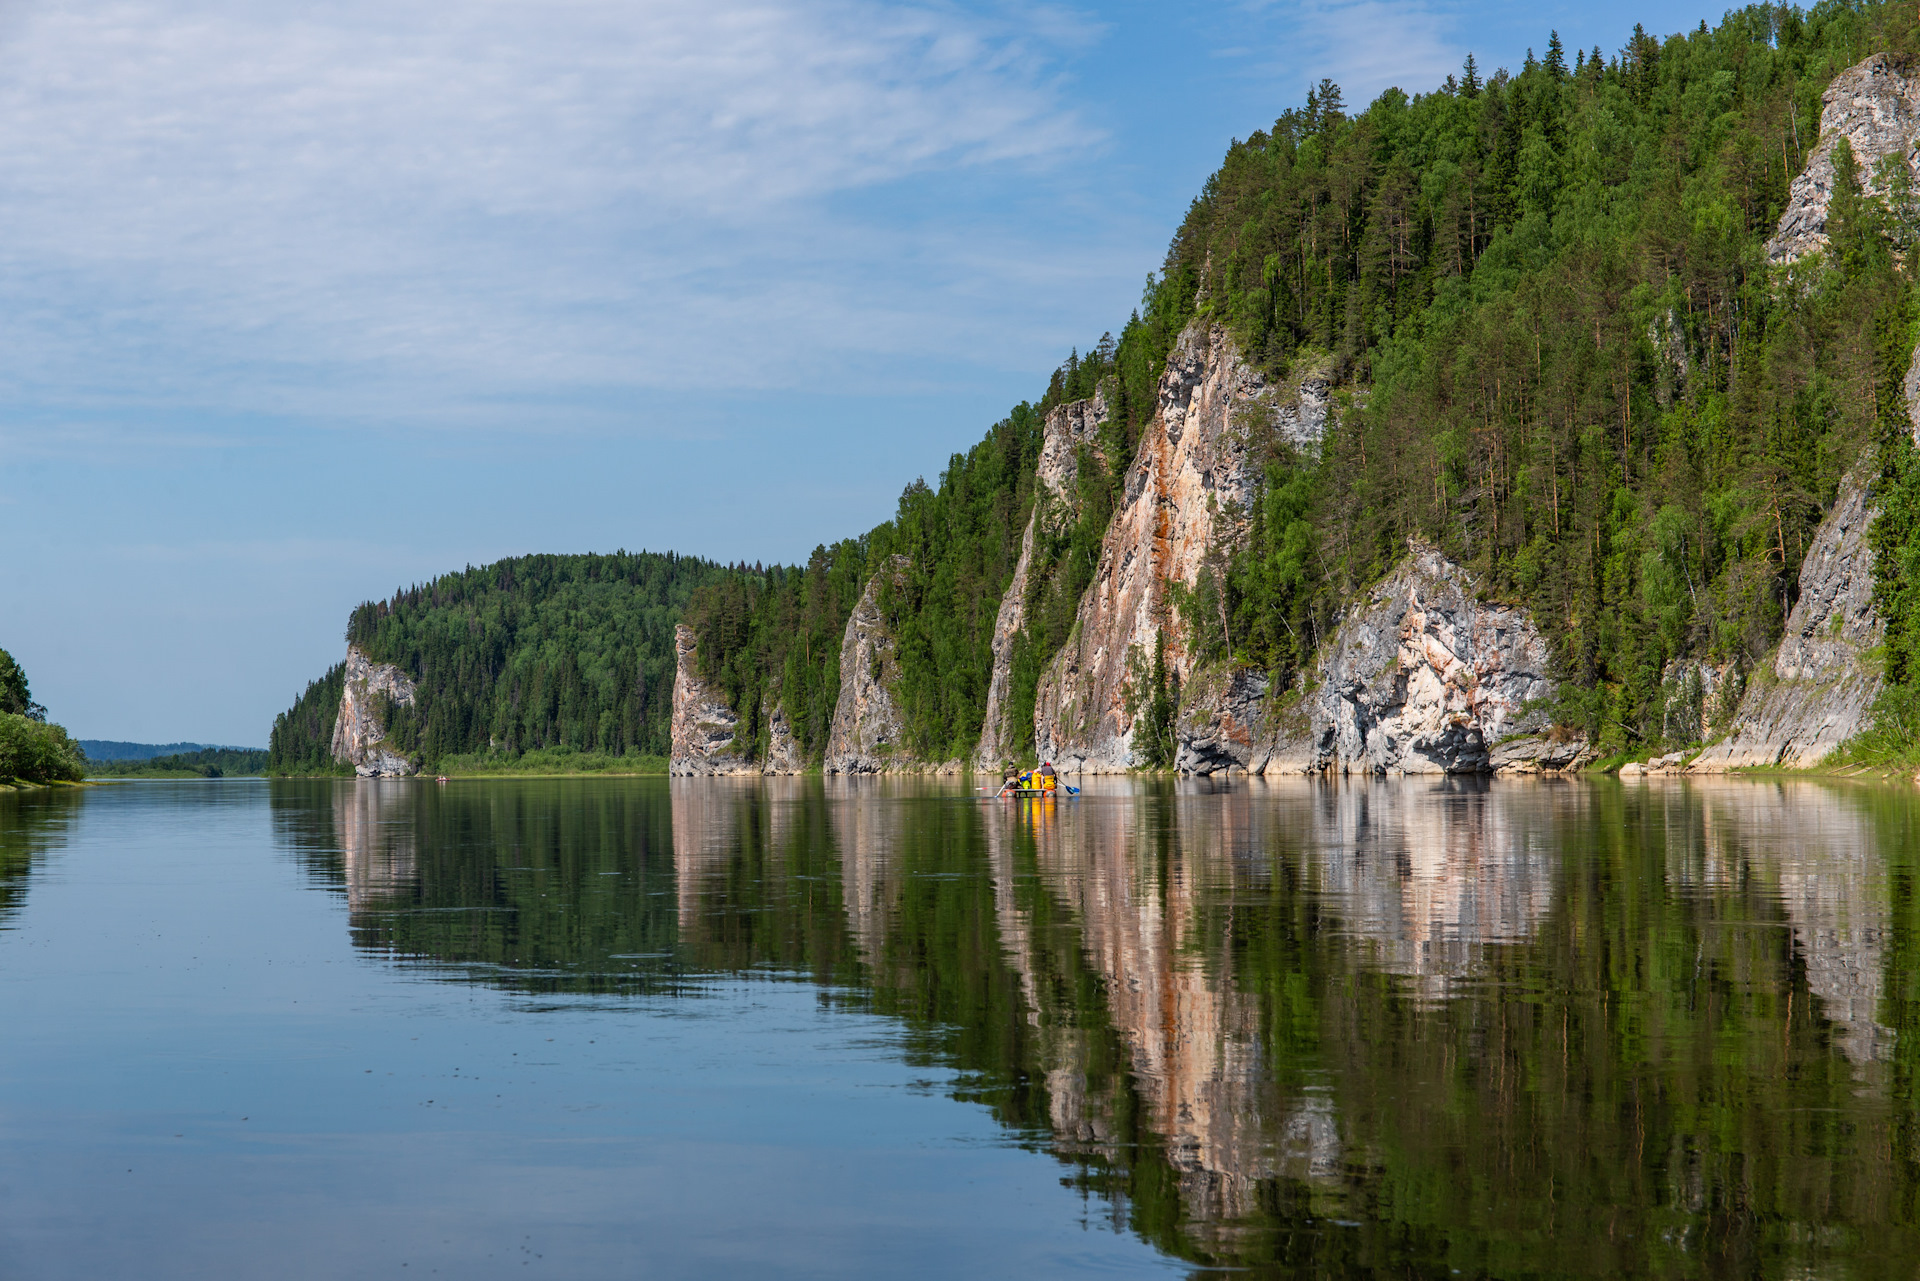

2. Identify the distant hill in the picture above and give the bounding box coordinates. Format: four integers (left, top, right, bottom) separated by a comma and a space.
269, 550, 728, 772
86, 747, 269, 778
80, 740, 259, 761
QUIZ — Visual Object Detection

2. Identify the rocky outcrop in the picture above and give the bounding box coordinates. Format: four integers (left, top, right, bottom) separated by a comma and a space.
330, 644, 418, 777
761, 687, 805, 775
1033, 323, 1274, 771
1769, 53, 1920, 263
976, 390, 1113, 767
669, 624, 756, 776
1300, 545, 1561, 774
1166, 547, 1569, 776
825, 558, 912, 774
1691, 463, 1884, 770
1274, 366, 1331, 449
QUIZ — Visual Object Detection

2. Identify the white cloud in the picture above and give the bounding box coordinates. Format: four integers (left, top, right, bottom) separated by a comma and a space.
0, 0, 1116, 422
1237, 0, 1464, 111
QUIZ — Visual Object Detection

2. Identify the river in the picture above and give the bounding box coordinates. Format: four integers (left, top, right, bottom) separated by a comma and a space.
1, 775, 1915, 1278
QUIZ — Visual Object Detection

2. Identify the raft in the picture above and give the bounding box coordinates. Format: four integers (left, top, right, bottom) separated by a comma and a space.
998, 786, 1075, 798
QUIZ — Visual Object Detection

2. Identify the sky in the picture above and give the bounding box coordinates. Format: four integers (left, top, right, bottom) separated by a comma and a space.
2, 0, 1728, 745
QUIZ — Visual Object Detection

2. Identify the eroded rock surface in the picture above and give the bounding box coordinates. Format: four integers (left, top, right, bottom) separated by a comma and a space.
976, 390, 1113, 768
1692, 463, 1884, 770
1769, 53, 1920, 263
761, 687, 805, 775
1034, 323, 1271, 772
825, 558, 912, 774
1303, 546, 1558, 774
669, 624, 756, 776
331, 644, 418, 777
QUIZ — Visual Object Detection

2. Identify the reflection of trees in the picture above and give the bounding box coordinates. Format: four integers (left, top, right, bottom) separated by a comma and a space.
275, 778, 687, 993
0, 788, 82, 930
268, 774, 1920, 1276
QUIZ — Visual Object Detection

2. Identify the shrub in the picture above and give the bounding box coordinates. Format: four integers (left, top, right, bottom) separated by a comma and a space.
0, 714, 86, 783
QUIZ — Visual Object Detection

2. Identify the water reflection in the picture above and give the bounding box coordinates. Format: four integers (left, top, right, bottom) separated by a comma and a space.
277, 775, 1920, 1275
0, 787, 82, 929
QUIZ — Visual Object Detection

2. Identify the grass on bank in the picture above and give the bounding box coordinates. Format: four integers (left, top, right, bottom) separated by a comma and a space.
424, 746, 669, 776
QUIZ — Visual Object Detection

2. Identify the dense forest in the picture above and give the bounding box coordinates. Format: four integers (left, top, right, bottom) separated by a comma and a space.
268, 552, 727, 773
691, 1, 1920, 763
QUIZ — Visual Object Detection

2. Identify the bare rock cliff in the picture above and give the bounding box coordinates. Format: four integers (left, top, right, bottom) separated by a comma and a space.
669, 624, 756, 776
1691, 462, 1884, 770
1302, 546, 1561, 774
1769, 53, 1920, 263
975, 389, 1113, 767
761, 685, 805, 775
331, 644, 419, 777
825, 557, 912, 774
1032, 322, 1279, 772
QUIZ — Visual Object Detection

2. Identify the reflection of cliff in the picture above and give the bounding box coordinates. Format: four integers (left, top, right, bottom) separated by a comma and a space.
1687, 781, 1894, 1064
334, 780, 418, 911
1001, 785, 1334, 1231
828, 781, 906, 970
1302, 780, 1557, 1002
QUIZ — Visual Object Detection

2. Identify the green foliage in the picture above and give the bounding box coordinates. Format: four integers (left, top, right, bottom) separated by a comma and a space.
88, 747, 269, 778
268, 662, 349, 774
693, 5, 1920, 763
1122, 630, 1177, 768
430, 746, 668, 775
0, 713, 85, 783
1175, 3, 1920, 747
272, 552, 726, 773
0, 648, 40, 720
691, 406, 1048, 763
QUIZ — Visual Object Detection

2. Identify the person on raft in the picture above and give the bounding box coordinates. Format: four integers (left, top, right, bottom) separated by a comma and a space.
1037, 761, 1058, 792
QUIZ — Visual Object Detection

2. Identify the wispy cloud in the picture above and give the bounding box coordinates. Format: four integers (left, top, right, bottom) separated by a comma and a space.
1235, 0, 1464, 110
0, 0, 1115, 426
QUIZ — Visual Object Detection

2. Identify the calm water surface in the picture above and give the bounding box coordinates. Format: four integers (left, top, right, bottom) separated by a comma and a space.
2, 775, 1918, 1278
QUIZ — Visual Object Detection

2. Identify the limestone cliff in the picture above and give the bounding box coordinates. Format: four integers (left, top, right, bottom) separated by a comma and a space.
1691, 462, 1884, 769
1681, 52, 1915, 766
760, 685, 805, 775
824, 558, 912, 774
1305, 547, 1562, 774
1769, 53, 1920, 263
330, 644, 418, 777
669, 624, 756, 776
975, 389, 1113, 767
1033, 322, 1290, 771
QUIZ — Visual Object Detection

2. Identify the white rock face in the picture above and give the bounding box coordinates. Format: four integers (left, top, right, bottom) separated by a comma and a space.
1033, 323, 1271, 772
1769, 53, 1920, 263
825, 558, 912, 774
975, 389, 1113, 768
1691, 463, 1884, 770
331, 644, 418, 777
669, 624, 756, 776
1303, 546, 1559, 774
761, 686, 805, 775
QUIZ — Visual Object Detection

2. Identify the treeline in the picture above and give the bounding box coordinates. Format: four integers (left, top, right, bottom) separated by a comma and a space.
0, 646, 84, 784
1184, 4, 1920, 750
688, 406, 1069, 764
89, 747, 269, 779
695, 2, 1920, 761
268, 552, 727, 773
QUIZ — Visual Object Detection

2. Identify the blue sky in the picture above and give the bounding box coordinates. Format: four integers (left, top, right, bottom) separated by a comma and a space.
2, 0, 1723, 745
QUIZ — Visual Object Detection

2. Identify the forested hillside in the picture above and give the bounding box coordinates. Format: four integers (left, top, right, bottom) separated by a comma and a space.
693, 1, 1920, 761
268, 552, 726, 772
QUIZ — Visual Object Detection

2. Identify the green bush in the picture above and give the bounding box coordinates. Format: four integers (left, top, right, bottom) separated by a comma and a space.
0, 714, 86, 783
